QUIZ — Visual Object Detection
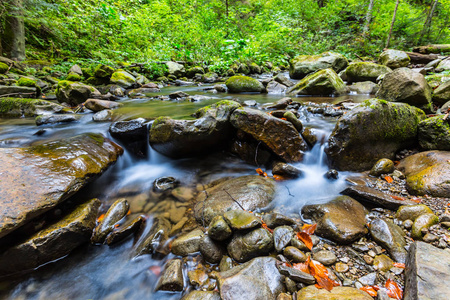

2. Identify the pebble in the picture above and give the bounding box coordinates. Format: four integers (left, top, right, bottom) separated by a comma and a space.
363, 255, 374, 265
423, 233, 439, 242
357, 272, 377, 286
373, 254, 393, 272
335, 262, 349, 273
284, 246, 307, 263
188, 269, 208, 287
312, 250, 337, 266
403, 219, 413, 229
367, 250, 376, 258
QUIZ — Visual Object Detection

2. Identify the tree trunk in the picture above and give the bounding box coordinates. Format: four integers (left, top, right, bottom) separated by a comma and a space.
363, 0, 375, 37
419, 0, 439, 44
385, 0, 400, 48
2, 0, 25, 61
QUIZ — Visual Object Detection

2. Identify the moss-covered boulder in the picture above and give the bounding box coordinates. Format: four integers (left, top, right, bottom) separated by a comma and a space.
397, 150, 450, 197
418, 116, 450, 150
0, 198, 100, 277
110, 70, 136, 88
376, 68, 433, 112
326, 99, 426, 171
225, 76, 265, 93
186, 66, 205, 78
149, 100, 241, 158
0, 134, 122, 239
0, 62, 8, 74
287, 68, 348, 96
249, 62, 262, 74
345, 62, 392, 83
55, 80, 101, 106
379, 49, 410, 69
433, 80, 450, 105
289, 52, 348, 79
166, 61, 185, 77
17, 76, 36, 87
66, 72, 81, 81
0, 97, 68, 118
94, 64, 115, 78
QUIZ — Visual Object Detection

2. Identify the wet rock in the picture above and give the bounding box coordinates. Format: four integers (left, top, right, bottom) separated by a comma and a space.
56, 80, 101, 106
397, 150, 450, 197
324, 169, 339, 180
289, 52, 348, 79
436, 57, 450, 72
225, 76, 265, 93
105, 215, 145, 245
227, 228, 273, 262
287, 69, 348, 96
274, 74, 294, 87
199, 235, 225, 263
283, 111, 303, 132
266, 81, 287, 94
373, 254, 394, 272
134, 217, 171, 256
188, 268, 208, 287
231, 107, 307, 162
369, 158, 395, 177
284, 246, 307, 263
262, 213, 297, 228
35, 114, 80, 126
335, 262, 349, 273
153, 176, 179, 193
348, 81, 379, 94
395, 204, 433, 222
278, 264, 315, 284
223, 210, 261, 231
433, 80, 450, 105
0, 198, 100, 277
345, 62, 392, 83
91, 198, 130, 244
297, 285, 372, 300
302, 196, 368, 244
220, 255, 234, 272
110, 70, 136, 88
217, 257, 284, 300
169, 91, 189, 99
278, 292, 293, 300
168, 206, 186, 224
194, 175, 276, 224
110, 118, 148, 157
291, 237, 310, 252
358, 272, 377, 286
0, 134, 122, 239
169, 217, 188, 236
273, 226, 294, 252
155, 259, 184, 291
208, 216, 232, 241
326, 99, 425, 171
369, 218, 407, 263
379, 49, 410, 69
230, 138, 273, 166
93, 109, 113, 122
404, 241, 450, 299
84, 99, 122, 112
0, 85, 37, 97
171, 229, 204, 256
94, 64, 114, 79
312, 250, 337, 266
267, 97, 292, 110
0, 97, 67, 118
272, 162, 303, 179
418, 116, 450, 150
411, 213, 439, 240
181, 291, 221, 300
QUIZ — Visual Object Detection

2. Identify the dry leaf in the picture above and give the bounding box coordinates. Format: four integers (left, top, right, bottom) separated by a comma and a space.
384, 176, 393, 183
302, 223, 317, 235
385, 279, 403, 300
297, 232, 313, 250
360, 286, 378, 297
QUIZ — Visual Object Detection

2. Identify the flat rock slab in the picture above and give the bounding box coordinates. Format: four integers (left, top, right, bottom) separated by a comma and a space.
342, 185, 416, 210
404, 241, 450, 299
0, 133, 123, 239
297, 285, 372, 300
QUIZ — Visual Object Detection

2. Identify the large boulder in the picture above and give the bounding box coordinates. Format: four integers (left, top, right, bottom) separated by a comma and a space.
193, 176, 276, 224
397, 151, 450, 198
217, 257, 285, 300
376, 68, 433, 112
379, 49, 410, 69
297, 286, 372, 300
301, 196, 368, 244
289, 52, 348, 79
345, 62, 392, 83
0, 97, 67, 118
166, 61, 185, 77
418, 116, 450, 150
149, 100, 241, 158
326, 99, 425, 171
433, 80, 450, 105
56, 80, 101, 106
0, 198, 100, 277
94, 64, 115, 79
225, 76, 265, 93
0, 134, 122, 239
110, 70, 136, 88
230, 107, 307, 162
287, 68, 347, 96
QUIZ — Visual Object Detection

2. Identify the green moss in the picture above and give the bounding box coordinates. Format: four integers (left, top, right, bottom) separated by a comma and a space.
0, 62, 8, 74
66, 72, 81, 81
17, 77, 37, 87
225, 75, 264, 93
0, 98, 55, 117
94, 64, 115, 78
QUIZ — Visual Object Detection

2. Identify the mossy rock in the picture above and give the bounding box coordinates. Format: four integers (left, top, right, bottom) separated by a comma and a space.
289, 51, 348, 79
425, 73, 450, 89
237, 63, 250, 75
0, 98, 66, 118
110, 70, 136, 88
433, 80, 450, 105
186, 66, 205, 78
345, 62, 392, 83
17, 77, 37, 87
0, 62, 8, 74
55, 80, 100, 106
287, 68, 348, 96
225, 76, 265, 93
418, 116, 450, 150
379, 49, 410, 69
94, 64, 115, 79
66, 72, 81, 81
249, 63, 262, 74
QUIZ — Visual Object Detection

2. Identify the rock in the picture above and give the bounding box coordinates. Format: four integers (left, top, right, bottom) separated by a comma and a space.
376, 68, 433, 112
0, 62, 8, 74
289, 52, 348, 79
153, 176, 179, 193
302, 196, 368, 244
194, 176, 276, 224
110, 118, 148, 157
0, 134, 122, 239
395, 204, 433, 222
169, 91, 189, 99
287, 69, 347, 96
345, 62, 392, 83
220, 255, 234, 272
335, 262, 349, 273
225, 76, 265, 93
273, 226, 294, 252
433, 81, 450, 105
262, 213, 296, 228
0, 85, 37, 97
418, 116, 450, 150
94, 64, 114, 78
0, 198, 99, 277
297, 285, 372, 300
186, 66, 205, 78
91, 198, 129, 244
166, 61, 185, 77
266, 81, 287, 94
326, 99, 426, 171
171, 229, 204, 256
348, 81, 379, 94
110, 70, 136, 88
284, 111, 303, 132
312, 250, 337, 266
208, 216, 232, 241
272, 162, 303, 179
84, 99, 122, 112
227, 228, 273, 262
436, 58, 450, 72
35, 114, 81, 126
277, 293, 293, 300
149, 100, 241, 158
134, 217, 171, 256
358, 272, 377, 286
199, 235, 225, 263
56, 80, 101, 106
223, 210, 261, 231
369, 218, 407, 263
217, 257, 284, 300
274, 74, 294, 87
373, 254, 394, 272
93, 109, 113, 122
231, 107, 307, 162
284, 246, 307, 263
404, 241, 450, 300
181, 291, 221, 300
69, 64, 82, 75
411, 213, 439, 240
105, 215, 145, 245
379, 49, 410, 69
277, 265, 315, 284
0, 97, 67, 118
155, 259, 184, 291
267, 98, 292, 110
369, 158, 395, 176
397, 150, 450, 197
17, 76, 36, 87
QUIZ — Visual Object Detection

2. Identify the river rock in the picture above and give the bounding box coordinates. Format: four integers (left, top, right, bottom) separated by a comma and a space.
283, 246, 306, 263
199, 235, 225, 263
231, 107, 307, 162
433, 80, 450, 105
273, 226, 294, 252
110, 70, 136, 88
418, 116, 450, 150
297, 285, 372, 300
0, 85, 37, 97
274, 74, 294, 87
267, 97, 292, 109
369, 218, 407, 263
134, 217, 171, 256
91, 198, 130, 244
227, 228, 273, 262
396, 204, 433, 222
404, 241, 450, 300
171, 229, 204, 256
93, 109, 113, 122
56, 80, 101, 106
0, 198, 100, 277
105, 215, 145, 245
369, 158, 395, 176
223, 210, 261, 230
397, 150, 450, 197
0, 134, 122, 239
287, 68, 347, 96
194, 175, 276, 224
208, 216, 232, 241
436, 58, 450, 72
217, 257, 284, 300
348, 81, 379, 94
94, 64, 114, 78
373, 254, 394, 272
84, 99, 122, 112
262, 213, 297, 228
376, 68, 433, 112
225, 76, 265, 93
326, 99, 425, 171
182, 291, 221, 300
69, 64, 82, 75
0, 97, 67, 118
272, 162, 303, 179
312, 250, 337, 266
155, 259, 184, 291
266, 81, 287, 94
35, 114, 81, 126
277, 264, 315, 284
302, 196, 368, 244
166, 62, 185, 77
110, 118, 148, 157
411, 213, 439, 240
379, 49, 410, 69
345, 62, 392, 83
149, 100, 241, 158
289, 52, 348, 79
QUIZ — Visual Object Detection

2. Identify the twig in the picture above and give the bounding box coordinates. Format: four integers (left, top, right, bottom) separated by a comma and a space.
285, 185, 295, 197
223, 189, 245, 210
254, 141, 261, 166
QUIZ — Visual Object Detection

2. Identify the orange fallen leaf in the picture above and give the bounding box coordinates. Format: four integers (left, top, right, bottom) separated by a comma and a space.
384, 176, 393, 183
302, 223, 317, 235
393, 262, 405, 268
391, 195, 406, 201
261, 221, 274, 233
293, 260, 310, 274
385, 279, 403, 300
360, 286, 378, 297
309, 259, 340, 292
297, 232, 313, 250
97, 214, 105, 222
273, 174, 287, 181
411, 197, 422, 203
127, 210, 131, 215
256, 168, 268, 178
281, 117, 287, 121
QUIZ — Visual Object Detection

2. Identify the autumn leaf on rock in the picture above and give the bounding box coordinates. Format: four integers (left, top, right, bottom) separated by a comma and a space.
360, 286, 378, 297
385, 279, 403, 300
256, 168, 268, 178
309, 259, 339, 292
297, 232, 313, 250
302, 223, 317, 235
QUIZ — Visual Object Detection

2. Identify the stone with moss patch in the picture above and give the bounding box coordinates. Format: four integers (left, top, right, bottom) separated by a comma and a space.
94, 64, 115, 78
433, 80, 450, 105
0, 62, 9, 74
186, 66, 205, 78
287, 68, 348, 96
379, 49, 410, 69
56, 80, 101, 106
289, 52, 348, 79
225, 76, 265, 93
110, 70, 136, 88
418, 116, 450, 150
436, 58, 450, 72
66, 72, 81, 81
0, 97, 67, 118
17, 77, 36, 87
345, 62, 392, 83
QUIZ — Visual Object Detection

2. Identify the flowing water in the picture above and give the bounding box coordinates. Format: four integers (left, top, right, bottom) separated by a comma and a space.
0, 80, 372, 299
